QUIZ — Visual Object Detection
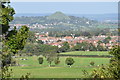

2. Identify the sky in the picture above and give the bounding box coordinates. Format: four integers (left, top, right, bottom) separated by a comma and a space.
11, 2, 118, 14
11, 0, 119, 2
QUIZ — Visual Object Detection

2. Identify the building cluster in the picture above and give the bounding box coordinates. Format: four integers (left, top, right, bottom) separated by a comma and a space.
35, 33, 119, 49
10, 24, 53, 29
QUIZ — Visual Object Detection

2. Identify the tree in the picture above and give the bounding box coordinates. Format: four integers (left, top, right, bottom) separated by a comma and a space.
54, 57, 60, 65
79, 42, 89, 51
89, 43, 97, 51
81, 31, 91, 36
27, 31, 36, 43
59, 42, 70, 52
103, 36, 111, 46
65, 57, 75, 67
38, 57, 44, 64
46, 52, 59, 67
97, 40, 102, 45
37, 40, 44, 44
89, 45, 120, 79
90, 61, 95, 66
0, 0, 15, 34
4, 26, 29, 54
21, 42, 39, 55
96, 44, 106, 51
0, 0, 29, 79
72, 42, 81, 51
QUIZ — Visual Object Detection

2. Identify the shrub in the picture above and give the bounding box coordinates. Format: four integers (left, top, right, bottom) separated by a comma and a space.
11, 59, 17, 66
65, 57, 75, 67
54, 58, 60, 65
90, 61, 95, 66
27, 53, 32, 56
38, 57, 43, 64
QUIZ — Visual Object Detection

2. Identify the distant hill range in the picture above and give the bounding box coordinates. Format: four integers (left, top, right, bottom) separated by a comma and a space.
12, 11, 97, 27
11, 11, 117, 31
14, 12, 117, 22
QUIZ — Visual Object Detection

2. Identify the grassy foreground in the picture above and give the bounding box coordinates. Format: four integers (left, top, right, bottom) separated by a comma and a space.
11, 55, 110, 78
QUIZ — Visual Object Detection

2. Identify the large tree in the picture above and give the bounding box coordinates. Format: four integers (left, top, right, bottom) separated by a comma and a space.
90, 45, 120, 79
0, 0, 29, 78
0, 0, 15, 34
59, 42, 70, 52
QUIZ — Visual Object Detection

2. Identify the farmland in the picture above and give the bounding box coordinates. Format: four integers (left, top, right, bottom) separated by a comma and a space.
60, 51, 110, 56
10, 51, 110, 78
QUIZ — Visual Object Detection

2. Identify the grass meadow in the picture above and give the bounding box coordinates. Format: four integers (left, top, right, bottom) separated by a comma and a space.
10, 51, 110, 78
60, 51, 110, 55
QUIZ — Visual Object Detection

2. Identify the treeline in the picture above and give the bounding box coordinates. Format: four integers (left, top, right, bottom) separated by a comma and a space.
72, 42, 107, 51
48, 28, 118, 37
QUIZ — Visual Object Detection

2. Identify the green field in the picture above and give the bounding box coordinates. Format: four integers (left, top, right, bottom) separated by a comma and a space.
11, 54, 110, 78
60, 51, 110, 55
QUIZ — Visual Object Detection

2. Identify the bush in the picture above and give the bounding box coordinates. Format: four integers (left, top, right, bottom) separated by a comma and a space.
54, 58, 60, 65
65, 57, 75, 67
38, 57, 43, 64
11, 59, 17, 66
90, 61, 95, 66
27, 53, 33, 56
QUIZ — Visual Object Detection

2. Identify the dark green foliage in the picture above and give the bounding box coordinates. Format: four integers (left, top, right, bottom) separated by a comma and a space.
26, 53, 33, 56
38, 57, 43, 64
5, 26, 29, 54
59, 42, 70, 52
1, 66, 13, 79
39, 44, 59, 56
96, 44, 107, 51
21, 43, 39, 55
97, 40, 102, 44
27, 31, 36, 43
109, 57, 116, 63
72, 42, 98, 51
0, 1, 30, 79
46, 55, 54, 67
0, 1, 15, 34
1, 53, 12, 67
89, 45, 120, 79
46, 52, 59, 67
20, 73, 31, 80
65, 57, 75, 67
81, 31, 91, 36
108, 45, 120, 79
103, 36, 111, 44
89, 43, 96, 51
90, 61, 95, 66
20, 41, 59, 56
109, 45, 120, 59
37, 40, 44, 44
54, 58, 60, 65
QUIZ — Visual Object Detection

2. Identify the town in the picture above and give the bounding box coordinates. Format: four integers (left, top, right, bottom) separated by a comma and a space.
10, 23, 119, 50
35, 32, 119, 50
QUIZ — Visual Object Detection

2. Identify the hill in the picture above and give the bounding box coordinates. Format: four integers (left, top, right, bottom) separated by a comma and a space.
11, 11, 117, 33
47, 11, 70, 20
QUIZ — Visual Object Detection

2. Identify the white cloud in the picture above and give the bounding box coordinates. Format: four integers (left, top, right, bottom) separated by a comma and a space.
11, 0, 119, 2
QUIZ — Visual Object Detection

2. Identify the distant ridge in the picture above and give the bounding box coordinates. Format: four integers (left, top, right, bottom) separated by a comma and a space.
47, 11, 70, 20
14, 13, 117, 22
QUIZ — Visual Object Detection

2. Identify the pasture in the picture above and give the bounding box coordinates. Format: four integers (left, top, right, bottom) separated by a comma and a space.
11, 51, 110, 78
60, 51, 110, 56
